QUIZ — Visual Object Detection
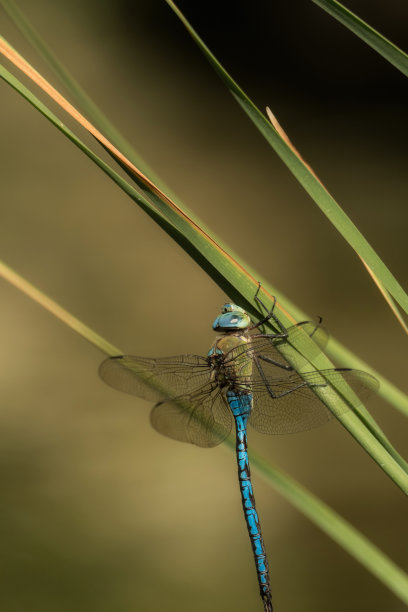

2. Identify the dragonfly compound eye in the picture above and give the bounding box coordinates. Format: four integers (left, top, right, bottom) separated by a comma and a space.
222, 303, 248, 315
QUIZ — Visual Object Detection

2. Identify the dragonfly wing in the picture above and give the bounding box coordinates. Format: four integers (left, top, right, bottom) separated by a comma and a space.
151, 385, 232, 448
226, 320, 329, 373
99, 354, 211, 402
248, 368, 379, 435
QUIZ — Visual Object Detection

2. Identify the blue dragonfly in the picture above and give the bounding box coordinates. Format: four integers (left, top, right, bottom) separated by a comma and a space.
99, 292, 379, 612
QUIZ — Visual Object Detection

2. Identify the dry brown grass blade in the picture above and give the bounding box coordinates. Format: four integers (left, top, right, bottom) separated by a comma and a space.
266, 106, 326, 188
359, 257, 408, 335
266, 105, 408, 332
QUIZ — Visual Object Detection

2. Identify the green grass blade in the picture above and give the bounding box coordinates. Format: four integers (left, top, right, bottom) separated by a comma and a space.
1, 54, 407, 493
0, 261, 121, 356
310, 0, 408, 77
2, 262, 407, 604
164, 1, 408, 317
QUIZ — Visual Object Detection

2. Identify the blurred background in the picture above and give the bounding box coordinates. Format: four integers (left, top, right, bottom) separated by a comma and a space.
1, 0, 407, 610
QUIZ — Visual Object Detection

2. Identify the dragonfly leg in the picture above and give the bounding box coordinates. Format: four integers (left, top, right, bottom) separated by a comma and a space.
257, 354, 294, 372
250, 284, 288, 338
268, 379, 326, 400
253, 353, 327, 399
253, 355, 292, 399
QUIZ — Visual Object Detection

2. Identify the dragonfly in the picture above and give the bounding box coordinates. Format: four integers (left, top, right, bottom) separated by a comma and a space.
99, 292, 379, 612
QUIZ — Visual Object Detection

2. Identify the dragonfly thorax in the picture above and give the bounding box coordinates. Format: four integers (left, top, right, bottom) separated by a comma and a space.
207, 333, 253, 393
212, 303, 251, 332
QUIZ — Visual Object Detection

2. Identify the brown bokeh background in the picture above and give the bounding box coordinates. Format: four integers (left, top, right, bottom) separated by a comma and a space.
1, 1, 407, 611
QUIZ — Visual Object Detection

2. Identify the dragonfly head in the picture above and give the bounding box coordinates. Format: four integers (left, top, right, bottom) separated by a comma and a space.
212, 304, 251, 332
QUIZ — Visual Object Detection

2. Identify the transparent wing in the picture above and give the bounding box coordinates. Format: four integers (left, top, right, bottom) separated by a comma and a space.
99, 354, 212, 402
258, 319, 330, 355
220, 319, 377, 434
248, 368, 379, 435
226, 320, 330, 373
150, 384, 232, 447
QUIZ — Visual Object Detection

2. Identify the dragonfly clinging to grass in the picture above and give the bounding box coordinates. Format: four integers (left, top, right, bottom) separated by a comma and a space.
99, 289, 379, 612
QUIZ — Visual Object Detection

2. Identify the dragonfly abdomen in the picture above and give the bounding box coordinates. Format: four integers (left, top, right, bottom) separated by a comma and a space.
227, 391, 273, 611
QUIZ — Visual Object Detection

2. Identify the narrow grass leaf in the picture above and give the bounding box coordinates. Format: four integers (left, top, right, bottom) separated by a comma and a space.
0, 260, 121, 356
309, 0, 408, 77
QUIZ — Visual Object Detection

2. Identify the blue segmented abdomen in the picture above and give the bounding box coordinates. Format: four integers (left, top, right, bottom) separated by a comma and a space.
227, 391, 272, 608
